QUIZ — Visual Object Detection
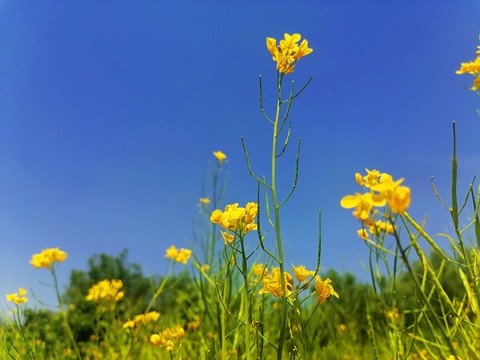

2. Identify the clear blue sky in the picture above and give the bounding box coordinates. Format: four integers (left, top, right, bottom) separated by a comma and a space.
2, 1, 480, 309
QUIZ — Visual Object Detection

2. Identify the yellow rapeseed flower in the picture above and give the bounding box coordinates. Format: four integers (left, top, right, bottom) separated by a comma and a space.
388, 186, 411, 214
165, 245, 192, 264
259, 267, 294, 298
213, 151, 227, 162
456, 35, 480, 90
357, 228, 369, 240
86, 279, 124, 302
314, 277, 339, 304
210, 202, 258, 235
292, 264, 315, 282
340, 192, 386, 221
266, 33, 312, 74
30, 248, 68, 268
199, 198, 210, 204
150, 324, 185, 352
6, 288, 28, 305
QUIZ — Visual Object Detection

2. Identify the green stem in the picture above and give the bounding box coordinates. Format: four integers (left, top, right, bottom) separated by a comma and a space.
50, 266, 82, 360
238, 234, 252, 360
145, 267, 173, 313
272, 74, 287, 360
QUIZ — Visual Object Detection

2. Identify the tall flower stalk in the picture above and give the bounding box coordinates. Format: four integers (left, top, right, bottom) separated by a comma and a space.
243, 33, 313, 359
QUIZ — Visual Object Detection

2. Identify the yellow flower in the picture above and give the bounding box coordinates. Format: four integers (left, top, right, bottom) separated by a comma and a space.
368, 220, 395, 235
165, 245, 192, 264
388, 186, 411, 214
456, 35, 480, 90
340, 192, 386, 221
30, 248, 68, 268
338, 324, 347, 332
6, 288, 28, 305
86, 279, 124, 302
357, 229, 369, 240
125, 311, 160, 329
210, 202, 258, 235
221, 231, 235, 245
259, 267, 294, 298
186, 315, 201, 331
314, 277, 339, 304
253, 263, 267, 277
213, 151, 227, 162
150, 324, 185, 351
266, 33, 312, 74
292, 264, 315, 282
199, 198, 210, 204
122, 320, 135, 329
362, 168, 381, 188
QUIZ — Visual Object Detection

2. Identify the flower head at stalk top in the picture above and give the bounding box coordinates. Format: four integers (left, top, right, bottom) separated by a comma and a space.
266, 33, 313, 75
165, 245, 192, 264
30, 248, 68, 268
6, 288, 28, 305
456, 35, 480, 90
210, 202, 258, 235
199, 198, 210, 204
213, 151, 227, 162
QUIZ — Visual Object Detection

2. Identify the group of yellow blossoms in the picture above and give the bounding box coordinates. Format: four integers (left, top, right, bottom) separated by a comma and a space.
122, 311, 160, 329
266, 33, 313, 74
6, 288, 28, 305
341, 169, 411, 240
255, 264, 339, 304
456, 34, 480, 90
165, 245, 192, 264
210, 202, 258, 242
86, 279, 124, 302
30, 248, 68, 268
150, 324, 185, 353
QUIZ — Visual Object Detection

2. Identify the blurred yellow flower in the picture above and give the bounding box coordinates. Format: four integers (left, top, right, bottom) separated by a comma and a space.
6, 288, 28, 305
86, 279, 124, 302
150, 324, 185, 352
314, 277, 339, 304
210, 202, 258, 235
266, 33, 313, 74
199, 198, 210, 204
368, 220, 395, 235
165, 245, 192, 264
30, 248, 68, 268
213, 151, 227, 162
253, 263, 267, 277
292, 264, 315, 282
389, 186, 411, 214
357, 229, 369, 240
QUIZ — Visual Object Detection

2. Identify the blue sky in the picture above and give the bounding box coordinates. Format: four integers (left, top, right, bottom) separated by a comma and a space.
1, 1, 480, 309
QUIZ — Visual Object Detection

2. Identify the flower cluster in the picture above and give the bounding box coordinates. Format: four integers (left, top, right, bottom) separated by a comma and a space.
456, 35, 480, 90
341, 169, 411, 239
30, 248, 68, 268
266, 33, 313, 74
6, 288, 28, 305
257, 264, 338, 304
86, 279, 124, 302
210, 203, 258, 239
258, 267, 294, 298
165, 245, 192, 264
122, 311, 160, 329
150, 324, 185, 352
